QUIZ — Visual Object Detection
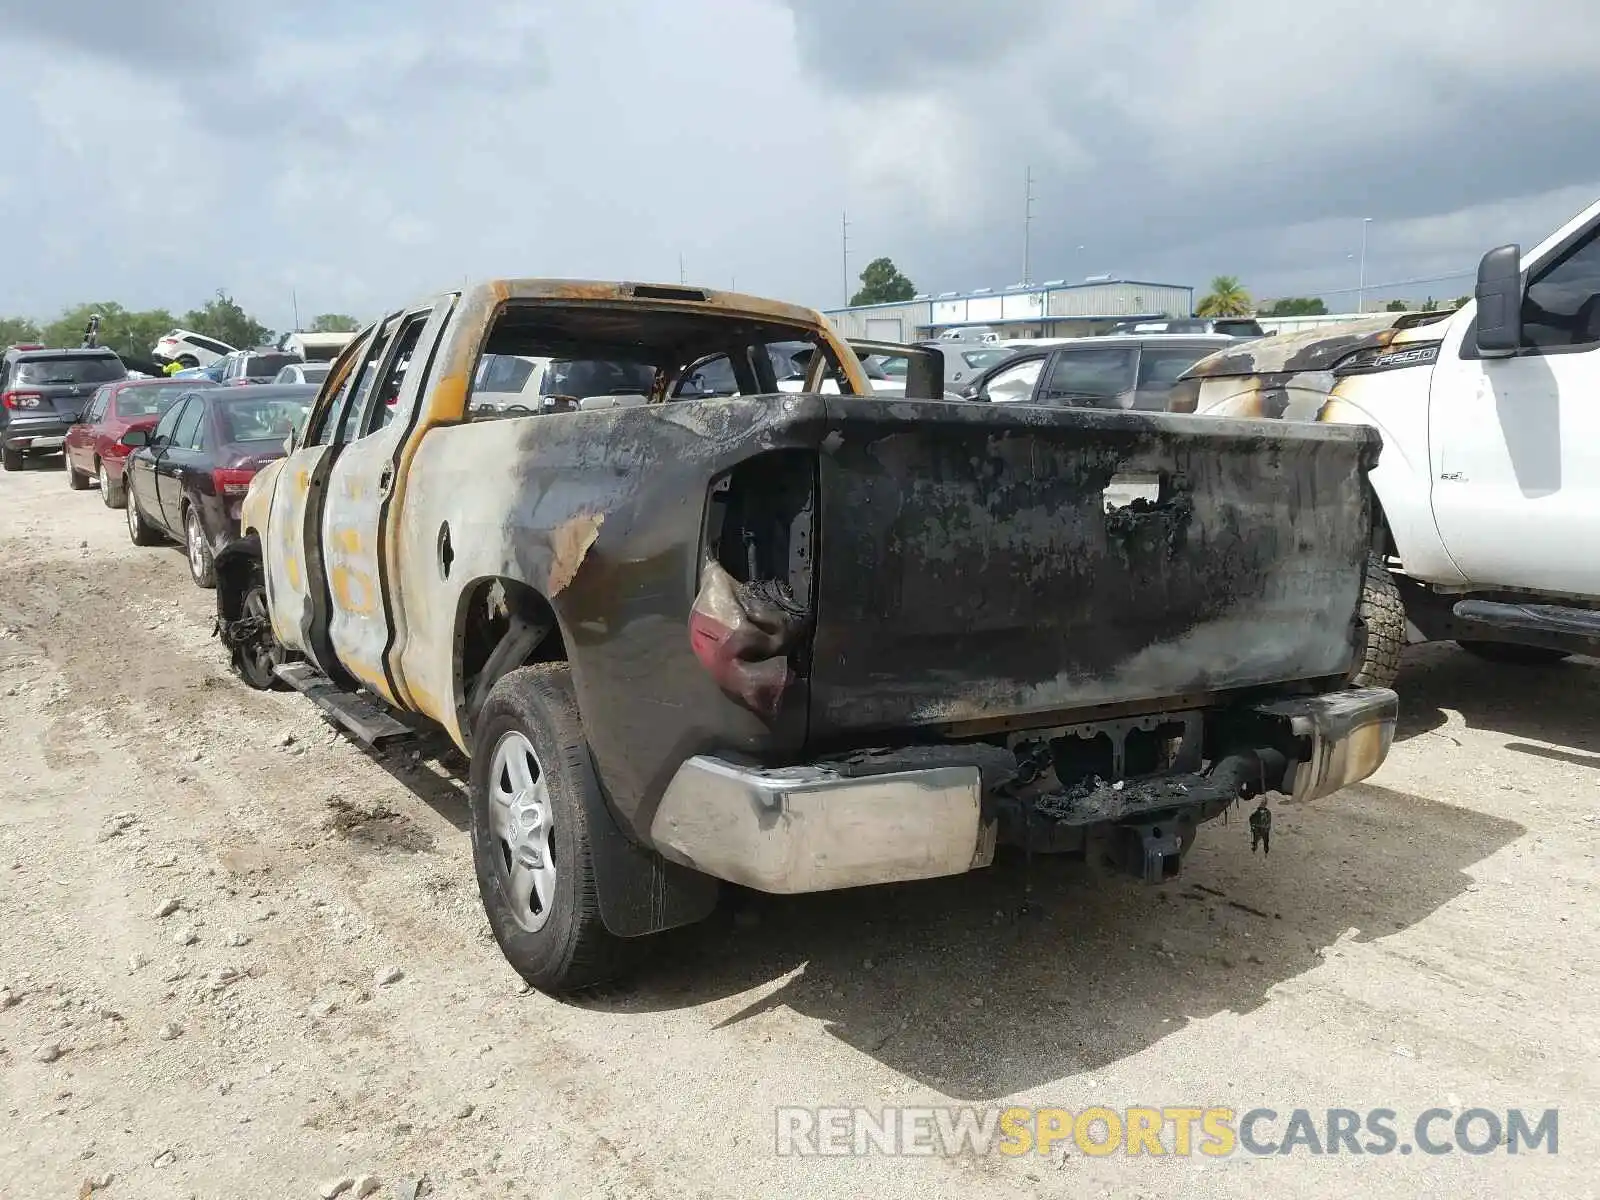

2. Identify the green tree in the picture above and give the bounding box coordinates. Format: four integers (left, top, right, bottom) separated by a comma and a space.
309, 313, 359, 334
42, 302, 177, 360
1261, 297, 1327, 317
1196, 276, 1253, 317
1453, 295, 1471, 309
1420, 297, 1439, 313
0, 316, 43, 346
850, 257, 916, 306
182, 290, 272, 349
1384, 299, 1409, 313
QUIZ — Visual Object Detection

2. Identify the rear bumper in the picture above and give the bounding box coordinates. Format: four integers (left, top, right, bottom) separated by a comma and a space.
650, 757, 994, 893
2, 417, 69, 449
648, 687, 1397, 894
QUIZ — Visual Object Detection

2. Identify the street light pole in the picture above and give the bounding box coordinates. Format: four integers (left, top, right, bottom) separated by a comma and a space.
1357, 217, 1372, 314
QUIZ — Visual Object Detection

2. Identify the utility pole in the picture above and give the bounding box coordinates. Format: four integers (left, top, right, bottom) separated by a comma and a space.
841, 211, 851, 305
291, 289, 301, 333
1023, 165, 1036, 285
1357, 217, 1372, 314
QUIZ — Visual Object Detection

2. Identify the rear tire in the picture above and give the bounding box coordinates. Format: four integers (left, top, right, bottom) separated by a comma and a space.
184, 505, 217, 589
125, 487, 161, 546
1456, 641, 1571, 667
1349, 552, 1404, 690
66, 459, 92, 490
1, 445, 21, 472
98, 461, 125, 509
470, 664, 627, 994
176, 355, 199, 369
228, 572, 288, 690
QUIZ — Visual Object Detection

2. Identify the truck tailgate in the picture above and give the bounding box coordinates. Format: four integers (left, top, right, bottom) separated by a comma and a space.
809, 397, 1380, 737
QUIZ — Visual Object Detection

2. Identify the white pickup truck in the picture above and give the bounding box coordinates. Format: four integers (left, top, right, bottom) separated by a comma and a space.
1171, 196, 1600, 686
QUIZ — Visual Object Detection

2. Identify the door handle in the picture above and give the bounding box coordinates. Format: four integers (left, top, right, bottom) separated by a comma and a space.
1439, 471, 1465, 482
378, 465, 394, 497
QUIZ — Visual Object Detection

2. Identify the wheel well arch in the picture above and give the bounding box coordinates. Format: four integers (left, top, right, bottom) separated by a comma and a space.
453, 575, 569, 742
214, 533, 264, 624
1370, 497, 1400, 566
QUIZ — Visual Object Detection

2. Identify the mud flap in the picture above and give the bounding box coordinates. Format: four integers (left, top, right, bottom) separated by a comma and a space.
582, 781, 721, 938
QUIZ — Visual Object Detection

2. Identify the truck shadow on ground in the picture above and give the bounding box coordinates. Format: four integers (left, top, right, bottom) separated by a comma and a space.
1394, 643, 1600, 760
588, 781, 1522, 1101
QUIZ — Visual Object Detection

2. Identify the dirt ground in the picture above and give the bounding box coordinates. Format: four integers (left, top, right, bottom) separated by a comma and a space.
1, 458, 1596, 1199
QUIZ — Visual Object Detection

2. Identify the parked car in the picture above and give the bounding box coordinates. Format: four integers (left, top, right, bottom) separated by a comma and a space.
0, 347, 128, 471
121, 385, 315, 587
466, 354, 553, 416
931, 325, 1002, 344
1108, 316, 1266, 339
63, 376, 216, 506
217, 349, 304, 386
213, 278, 1394, 995
961, 334, 1236, 408
1169, 193, 1600, 685
152, 329, 236, 369
274, 362, 330, 386
280, 331, 358, 362
932, 344, 1014, 390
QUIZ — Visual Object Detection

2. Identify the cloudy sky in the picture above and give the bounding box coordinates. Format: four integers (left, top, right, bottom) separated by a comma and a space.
1, 0, 1596, 330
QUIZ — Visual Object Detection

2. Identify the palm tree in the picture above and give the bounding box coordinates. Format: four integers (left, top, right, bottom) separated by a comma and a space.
1196, 276, 1253, 317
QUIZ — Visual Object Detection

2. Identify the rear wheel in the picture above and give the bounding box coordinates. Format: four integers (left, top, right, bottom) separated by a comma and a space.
66, 457, 92, 490
98, 461, 125, 509
125, 486, 161, 546
1456, 641, 1571, 667
1, 445, 22, 472
470, 665, 627, 994
1349, 553, 1404, 689
176, 354, 199, 369
229, 574, 287, 690
184, 506, 217, 589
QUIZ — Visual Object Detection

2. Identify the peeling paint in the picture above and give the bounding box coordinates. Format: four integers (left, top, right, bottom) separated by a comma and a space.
547, 512, 604, 597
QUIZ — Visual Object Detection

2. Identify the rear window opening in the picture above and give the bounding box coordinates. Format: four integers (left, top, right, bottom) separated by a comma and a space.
465, 302, 850, 420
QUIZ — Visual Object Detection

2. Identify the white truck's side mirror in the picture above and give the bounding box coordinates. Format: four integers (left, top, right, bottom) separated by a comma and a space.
1474, 243, 1523, 358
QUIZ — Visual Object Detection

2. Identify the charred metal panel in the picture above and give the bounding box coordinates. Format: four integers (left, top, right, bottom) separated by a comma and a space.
808, 397, 1379, 736
393, 395, 834, 840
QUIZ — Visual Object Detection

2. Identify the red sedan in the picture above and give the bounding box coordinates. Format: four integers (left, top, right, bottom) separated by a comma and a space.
63, 377, 215, 508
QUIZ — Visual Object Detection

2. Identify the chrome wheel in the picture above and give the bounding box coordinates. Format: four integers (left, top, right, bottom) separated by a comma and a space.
487, 730, 557, 933
187, 512, 206, 574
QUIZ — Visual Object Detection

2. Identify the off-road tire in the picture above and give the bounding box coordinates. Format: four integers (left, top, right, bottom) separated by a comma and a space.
1, 445, 22, 472
1350, 553, 1404, 689
1456, 641, 1571, 667
469, 664, 627, 994
125, 487, 162, 546
66, 459, 92, 490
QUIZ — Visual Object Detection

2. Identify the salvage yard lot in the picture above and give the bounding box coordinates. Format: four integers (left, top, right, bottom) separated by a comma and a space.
1, 460, 1597, 1198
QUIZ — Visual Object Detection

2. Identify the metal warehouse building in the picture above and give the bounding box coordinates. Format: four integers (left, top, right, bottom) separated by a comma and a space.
824, 278, 1194, 342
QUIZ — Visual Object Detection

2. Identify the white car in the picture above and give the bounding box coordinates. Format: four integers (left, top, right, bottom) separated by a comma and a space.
274, 362, 331, 386
1174, 193, 1600, 684
152, 328, 235, 369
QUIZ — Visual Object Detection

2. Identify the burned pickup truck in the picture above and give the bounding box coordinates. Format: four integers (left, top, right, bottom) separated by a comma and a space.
215, 280, 1397, 993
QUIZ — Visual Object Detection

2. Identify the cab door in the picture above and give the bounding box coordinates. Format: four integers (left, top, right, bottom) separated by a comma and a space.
319, 303, 450, 705
1429, 216, 1600, 594
259, 321, 393, 666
